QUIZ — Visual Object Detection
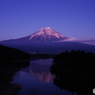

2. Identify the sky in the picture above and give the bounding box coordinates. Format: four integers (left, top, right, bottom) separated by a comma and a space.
0, 0, 95, 41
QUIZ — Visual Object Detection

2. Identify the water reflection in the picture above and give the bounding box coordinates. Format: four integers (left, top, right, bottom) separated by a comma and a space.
13, 59, 77, 95
29, 69, 54, 83
23, 59, 55, 83
51, 64, 95, 95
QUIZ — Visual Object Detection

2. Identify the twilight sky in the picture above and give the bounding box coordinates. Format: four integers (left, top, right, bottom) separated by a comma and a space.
0, 0, 95, 41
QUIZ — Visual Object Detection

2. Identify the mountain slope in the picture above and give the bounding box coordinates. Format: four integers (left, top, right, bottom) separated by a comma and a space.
0, 44, 30, 62
17, 27, 68, 41
0, 27, 95, 54
1, 41, 95, 54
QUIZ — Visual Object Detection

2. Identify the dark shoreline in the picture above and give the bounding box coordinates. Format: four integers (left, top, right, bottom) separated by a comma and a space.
50, 50, 95, 95
0, 61, 30, 95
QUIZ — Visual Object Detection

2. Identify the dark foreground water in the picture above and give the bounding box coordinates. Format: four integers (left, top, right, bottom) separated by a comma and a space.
12, 59, 77, 95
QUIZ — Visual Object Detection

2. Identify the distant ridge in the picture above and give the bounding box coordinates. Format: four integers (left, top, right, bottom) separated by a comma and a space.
0, 44, 30, 62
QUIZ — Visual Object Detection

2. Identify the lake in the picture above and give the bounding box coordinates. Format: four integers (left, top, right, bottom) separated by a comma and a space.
12, 59, 77, 95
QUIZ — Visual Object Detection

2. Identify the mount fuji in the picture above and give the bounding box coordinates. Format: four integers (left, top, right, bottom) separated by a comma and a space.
0, 27, 95, 54
16, 27, 69, 42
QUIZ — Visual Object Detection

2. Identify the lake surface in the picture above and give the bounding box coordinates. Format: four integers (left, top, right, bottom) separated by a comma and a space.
13, 59, 77, 95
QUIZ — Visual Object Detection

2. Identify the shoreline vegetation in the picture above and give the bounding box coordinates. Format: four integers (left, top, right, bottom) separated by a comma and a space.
0, 44, 30, 95
51, 50, 95, 73
0, 45, 30, 63
0, 62, 30, 95
50, 50, 95, 95
0, 44, 54, 95
1, 43, 95, 95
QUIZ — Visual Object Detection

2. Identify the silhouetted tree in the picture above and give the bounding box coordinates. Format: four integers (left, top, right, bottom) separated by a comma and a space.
50, 50, 95, 95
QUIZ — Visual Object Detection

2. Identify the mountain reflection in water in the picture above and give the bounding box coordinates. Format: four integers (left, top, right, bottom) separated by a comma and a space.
23, 59, 55, 83
13, 59, 77, 95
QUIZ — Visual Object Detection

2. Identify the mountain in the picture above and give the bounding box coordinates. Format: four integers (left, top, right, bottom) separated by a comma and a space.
16, 27, 68, 41
0, 27, 95, 54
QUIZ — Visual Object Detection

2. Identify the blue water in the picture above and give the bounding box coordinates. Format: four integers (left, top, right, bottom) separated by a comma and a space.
13, 59, 77, 95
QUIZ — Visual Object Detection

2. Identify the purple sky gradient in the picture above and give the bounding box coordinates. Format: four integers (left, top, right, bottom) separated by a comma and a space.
0, 0, 95, 41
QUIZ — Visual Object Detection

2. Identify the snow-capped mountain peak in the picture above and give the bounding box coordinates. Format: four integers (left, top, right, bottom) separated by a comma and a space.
28, 27, 68, 41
